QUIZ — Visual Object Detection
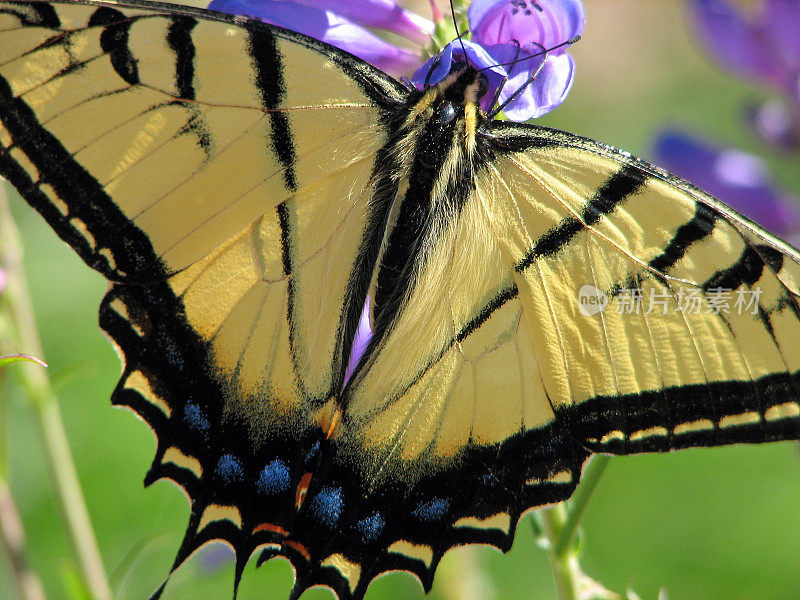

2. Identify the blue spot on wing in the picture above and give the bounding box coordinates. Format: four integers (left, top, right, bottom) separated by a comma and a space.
215, 454, 244, 485
257, 459, 290, 495
309, 486, 344, 528
356, 512, 385, 543
156, 330, 184, 371
412, 497, 450, 522
183, 402, 210, 440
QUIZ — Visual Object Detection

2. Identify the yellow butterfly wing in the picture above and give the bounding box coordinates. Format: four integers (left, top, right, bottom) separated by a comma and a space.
0, 0, 410, 592
335, 120, 800, 587
484, 127, 800, 448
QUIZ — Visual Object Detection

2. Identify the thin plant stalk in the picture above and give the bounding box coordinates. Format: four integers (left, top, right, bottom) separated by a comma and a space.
1, 322, 47, 600
539, 503, 581, 600
536, 455, 614, 600
0, 478, 47, 600
554, 455, 611, 557
0, 186, 112, 600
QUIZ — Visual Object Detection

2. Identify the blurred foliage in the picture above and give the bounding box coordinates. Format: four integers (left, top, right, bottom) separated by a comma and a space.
2, 1, 800, 599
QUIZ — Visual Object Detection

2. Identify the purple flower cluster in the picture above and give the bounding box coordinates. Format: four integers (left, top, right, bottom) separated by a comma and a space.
414, 0, 584, 119
692, 0, 800, 148
208, 0, 431, 74
655, 0, 800, 244
654, 131, 800, 246
208, 0, 584, 121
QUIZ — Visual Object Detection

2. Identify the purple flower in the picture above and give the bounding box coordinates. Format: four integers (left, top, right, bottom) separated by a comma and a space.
412, 40, 507, 110
413, 0, 584, 120
691, 0, 800, 148
653, 130, 800, 245
211, 0, 584, 122
208, 0, 432, 76
470, 0, 584, 118
288, 0, 433, 45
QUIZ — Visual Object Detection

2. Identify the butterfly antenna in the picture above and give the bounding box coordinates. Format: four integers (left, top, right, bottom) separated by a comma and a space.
424, 53, 443, 88
449, 0, 467, 60
486, 35, 580, 119
485, 40, 521, 113
486, 35, 580, 72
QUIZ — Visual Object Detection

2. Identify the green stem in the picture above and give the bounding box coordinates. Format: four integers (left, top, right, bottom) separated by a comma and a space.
535, 455, 612, 600
0, 187, 112, 600
538, 504, 580, 600
0, 477, 47, 600
554, 454, 611, 557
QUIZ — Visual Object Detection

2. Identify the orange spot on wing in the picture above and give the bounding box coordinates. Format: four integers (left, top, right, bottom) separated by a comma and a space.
253, 522, 289, 537
295, 472, 313, 510
318, 398, 343, 439
283, 540, 311, 561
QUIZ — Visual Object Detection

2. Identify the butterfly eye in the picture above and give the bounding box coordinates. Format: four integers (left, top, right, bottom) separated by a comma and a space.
434, 101, 457, 125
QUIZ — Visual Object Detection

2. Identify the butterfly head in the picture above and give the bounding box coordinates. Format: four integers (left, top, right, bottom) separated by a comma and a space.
403, 63, 488, 157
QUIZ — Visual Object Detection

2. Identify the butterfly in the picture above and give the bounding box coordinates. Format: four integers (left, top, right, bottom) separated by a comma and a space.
2, 1, 800, 598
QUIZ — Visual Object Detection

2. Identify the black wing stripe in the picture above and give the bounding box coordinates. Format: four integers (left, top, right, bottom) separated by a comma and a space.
577, 371, 800, 452
90, 6, 140, 86
0, 73, 157, 278
0, 1, 60, 28
648, 203, 716, 274
167, 16, 198, 101
515, 164, 647, 271
247, 25, 297, 191
361, 285, 521, 418
456, 285, 519, 342
277, 198, 310, 400
703, 245, 767, 291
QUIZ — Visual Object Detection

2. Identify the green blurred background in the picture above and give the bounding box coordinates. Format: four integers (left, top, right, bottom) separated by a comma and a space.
2, 1, 800, 599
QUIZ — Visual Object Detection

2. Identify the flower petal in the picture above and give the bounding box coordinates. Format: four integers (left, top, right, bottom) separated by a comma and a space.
462, 0, 583, 119
288, 0, 433, 45
762, 0, 800, 72
467, 0, 501, 29
411, 42, 456, 88
411, 39, 506, 99
208, 0, 422, 75
344, 296, 373, 386
411, 36, 573, 120
653, 130, 800, 238
690, 0, 781, 85
469, 0, 585, 50
487, 41, 575, 119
